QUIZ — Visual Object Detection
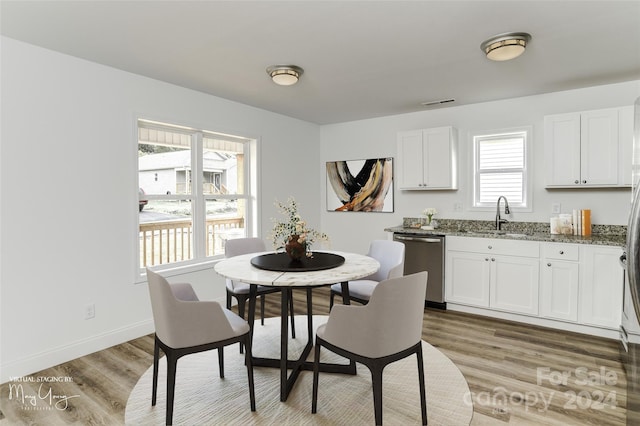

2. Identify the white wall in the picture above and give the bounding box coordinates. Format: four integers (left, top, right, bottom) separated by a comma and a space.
0, 37, 320, 382
320, 81, 640, 253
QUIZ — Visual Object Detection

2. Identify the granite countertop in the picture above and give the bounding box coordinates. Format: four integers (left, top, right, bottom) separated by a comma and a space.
385, 219, 627, 248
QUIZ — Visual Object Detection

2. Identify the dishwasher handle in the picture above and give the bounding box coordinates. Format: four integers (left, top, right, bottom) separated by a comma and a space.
394, 235, 442, 243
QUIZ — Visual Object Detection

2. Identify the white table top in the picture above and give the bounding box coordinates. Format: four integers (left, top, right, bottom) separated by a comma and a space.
214, 250, 380, 287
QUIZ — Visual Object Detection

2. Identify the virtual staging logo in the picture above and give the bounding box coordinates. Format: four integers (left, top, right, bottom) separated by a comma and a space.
464, 366, 618, 414
6, 375, 80, 411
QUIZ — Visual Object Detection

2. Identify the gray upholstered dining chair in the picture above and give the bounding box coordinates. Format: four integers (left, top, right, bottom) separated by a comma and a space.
147, 268, 255, 425
225, 237, 295, 338
312, 271, 428, 426
329, 239, 405, 307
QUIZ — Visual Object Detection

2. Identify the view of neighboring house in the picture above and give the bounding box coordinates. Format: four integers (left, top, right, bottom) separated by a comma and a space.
138, 150, 237, 195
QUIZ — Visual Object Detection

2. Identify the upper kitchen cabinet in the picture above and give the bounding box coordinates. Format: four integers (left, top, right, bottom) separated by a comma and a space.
544, 106, 632, 188
397, 126, 458, 190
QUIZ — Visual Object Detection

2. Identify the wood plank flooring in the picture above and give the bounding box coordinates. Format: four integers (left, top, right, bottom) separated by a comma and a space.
0, 287, 627, 425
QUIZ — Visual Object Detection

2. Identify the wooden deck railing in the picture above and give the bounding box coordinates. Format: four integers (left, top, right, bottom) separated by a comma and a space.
139, 216, 244, 266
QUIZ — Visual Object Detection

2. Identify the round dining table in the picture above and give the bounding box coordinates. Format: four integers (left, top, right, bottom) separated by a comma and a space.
214, 250, 380, 401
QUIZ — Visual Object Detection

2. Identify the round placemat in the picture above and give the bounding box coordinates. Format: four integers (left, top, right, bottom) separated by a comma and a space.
250, 252, 345, 272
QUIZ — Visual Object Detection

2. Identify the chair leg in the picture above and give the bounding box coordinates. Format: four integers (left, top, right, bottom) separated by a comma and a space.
329, 289, 335, 309
165, 351, 178, 426
416, 346, 428, 425
152, 337, 160, 406
311, 341, 322, 414
244, 334, 256, 411
289, 289, 296, 338
226, 290, 232, 310
237, 295, 246, 319
260, 294, 265, 325
237, 296, 246, 354
371, 365, 384, 426
218, 347, 224, 378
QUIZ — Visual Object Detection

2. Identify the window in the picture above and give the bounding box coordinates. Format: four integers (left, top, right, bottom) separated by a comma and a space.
472, 128, 530, 209
137, 119, 257, 272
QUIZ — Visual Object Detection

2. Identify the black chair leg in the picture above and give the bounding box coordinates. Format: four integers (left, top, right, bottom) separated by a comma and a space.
329, 290, 335, 309
165, 351, 178, 425
237, 296, 246, 354
152, 337, 160, 406
260, 294, 265, 325
371, 365, 384, 426
416, 347, 428, 425
218, 347, 224, 378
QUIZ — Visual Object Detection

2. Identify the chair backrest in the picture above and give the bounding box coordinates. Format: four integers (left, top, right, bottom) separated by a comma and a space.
365, 240, 405, 282
225, 237, 266, 258
323, 272, 427, 358
147, 268, 234, 348
225, 238, 267, 291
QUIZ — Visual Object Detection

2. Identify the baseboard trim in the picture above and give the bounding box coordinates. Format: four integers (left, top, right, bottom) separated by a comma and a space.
447, 303, 619, 340
0, 319, 154, 384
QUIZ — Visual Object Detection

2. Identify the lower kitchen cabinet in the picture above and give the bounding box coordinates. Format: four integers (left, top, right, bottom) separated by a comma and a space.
540, 260, 579, 321
446, 251, 490, 307
490, 255, 539, 315
445, 236, 540, 315
579, 245, 623, 329
540, 243, 580, 322
446, 236, 623, 337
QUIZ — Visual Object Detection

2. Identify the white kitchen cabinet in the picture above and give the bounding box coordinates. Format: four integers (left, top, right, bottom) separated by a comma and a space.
579, 245, 623, 329
620, 105, 634, 186
490, 255, 540, 315
397, 127, 457, 190
540, 243, 580, 322
544, 107, 630, 188
445, 236, 539, 315
446, 250, 490, 307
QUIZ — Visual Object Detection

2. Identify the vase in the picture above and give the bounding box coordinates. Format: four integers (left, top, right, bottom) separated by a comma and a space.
285, 235, 306, 261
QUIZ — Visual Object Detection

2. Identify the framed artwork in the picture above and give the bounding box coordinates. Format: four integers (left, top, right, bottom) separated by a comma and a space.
326, 157, 393, 212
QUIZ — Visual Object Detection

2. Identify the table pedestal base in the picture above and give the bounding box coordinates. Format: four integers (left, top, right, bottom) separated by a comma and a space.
248, 283, 356, 401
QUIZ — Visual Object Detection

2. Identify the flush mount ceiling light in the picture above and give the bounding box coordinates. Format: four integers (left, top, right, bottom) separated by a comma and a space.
266, 65, 304, 86
480, 32, 532, 61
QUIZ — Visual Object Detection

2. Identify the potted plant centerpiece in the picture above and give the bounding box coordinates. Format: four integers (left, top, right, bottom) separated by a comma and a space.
270, 197, 329, 261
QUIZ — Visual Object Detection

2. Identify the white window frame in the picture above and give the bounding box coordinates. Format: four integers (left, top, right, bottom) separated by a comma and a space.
134, 117, 259, 281
470, 126, 532, 212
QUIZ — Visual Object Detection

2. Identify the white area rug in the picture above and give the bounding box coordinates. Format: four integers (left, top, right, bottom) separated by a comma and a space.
126, 315, 472, 425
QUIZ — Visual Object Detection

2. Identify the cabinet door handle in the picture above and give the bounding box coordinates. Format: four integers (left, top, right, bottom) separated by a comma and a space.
559, 250, 564, 255
547, 262, 552, 267
491, 258, 495, 261
575, 180, 579, 184
582, 180, 587, 184
488, 245, 492, 249
485, 258, 489, 261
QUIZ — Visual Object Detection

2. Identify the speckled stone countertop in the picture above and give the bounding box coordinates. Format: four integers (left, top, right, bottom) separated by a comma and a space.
385, 218, 627, 248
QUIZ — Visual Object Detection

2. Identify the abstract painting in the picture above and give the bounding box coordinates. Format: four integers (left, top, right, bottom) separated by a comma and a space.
326, 157, 393, 212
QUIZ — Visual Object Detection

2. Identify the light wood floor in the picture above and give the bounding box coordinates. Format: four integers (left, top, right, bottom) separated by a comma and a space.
0, 287, 627, 425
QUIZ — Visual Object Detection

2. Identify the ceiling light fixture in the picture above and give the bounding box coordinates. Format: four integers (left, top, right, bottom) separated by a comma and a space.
480, 32, 532, 61
266, 65, 304, 86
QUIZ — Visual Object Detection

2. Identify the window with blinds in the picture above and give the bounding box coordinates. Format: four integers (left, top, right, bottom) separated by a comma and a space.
473, 129, 529, 208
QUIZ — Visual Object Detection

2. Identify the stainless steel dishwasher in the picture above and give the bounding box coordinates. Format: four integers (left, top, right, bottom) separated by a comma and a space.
393, 233, 445, 309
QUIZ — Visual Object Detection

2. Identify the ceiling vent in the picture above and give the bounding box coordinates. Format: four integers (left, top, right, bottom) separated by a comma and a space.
420, 99, 455, 107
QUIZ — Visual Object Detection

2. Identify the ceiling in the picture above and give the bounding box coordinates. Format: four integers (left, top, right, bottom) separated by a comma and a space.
2, 1, 640, 125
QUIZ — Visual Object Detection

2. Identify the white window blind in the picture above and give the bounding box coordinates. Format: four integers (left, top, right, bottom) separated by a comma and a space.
474, 131, 528, 207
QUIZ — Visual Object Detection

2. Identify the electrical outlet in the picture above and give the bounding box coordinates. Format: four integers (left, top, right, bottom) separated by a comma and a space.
454, 202, 463, 212
552, 203, 561, 214
85, 303, 95, 320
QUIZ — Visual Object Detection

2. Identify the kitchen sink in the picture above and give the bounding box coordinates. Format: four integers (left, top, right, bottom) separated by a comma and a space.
464, 230, 531, 238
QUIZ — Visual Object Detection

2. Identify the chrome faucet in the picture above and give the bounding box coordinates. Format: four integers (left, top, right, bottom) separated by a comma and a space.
496, 196, 510, 230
